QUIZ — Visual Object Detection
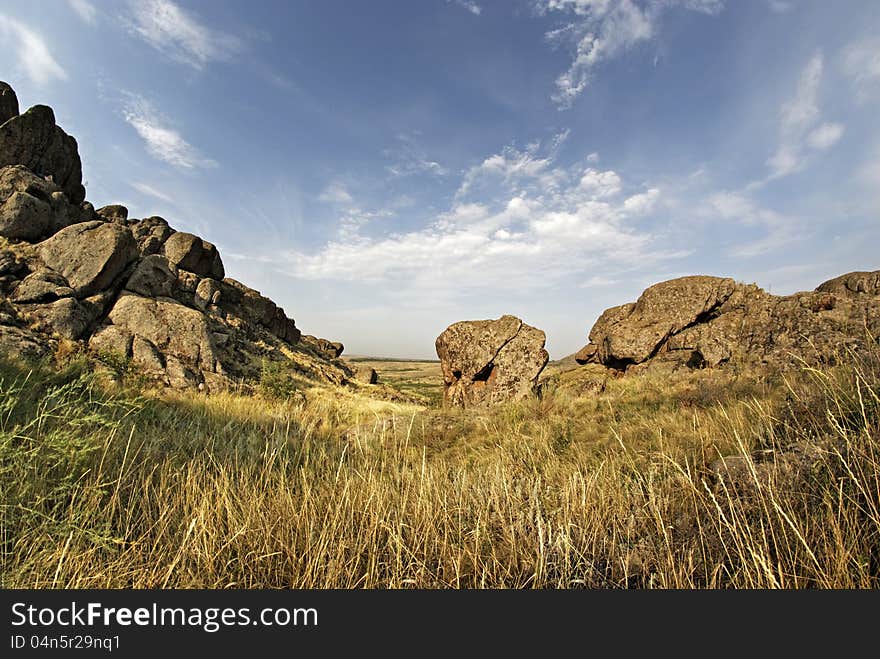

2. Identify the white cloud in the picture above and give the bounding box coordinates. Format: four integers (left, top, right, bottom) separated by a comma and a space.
703, 191, 799, 257
125, 0, 241, 70
68, 0, 97, 24
806, 122, 844, 150
537, 0, 724, 109
761, 53, 844, 182
384, 133, 448, 178
447, 0, 482, 15
456, 131, 569, 197
276, 139, 670, 291
578, 168, 621, 198
121, 93, 217, 169
0, 15, 67, 85
318, 182, 354, 205
131, 181, 174, 203
841, 37, 880, 103
767, 0, 792, 13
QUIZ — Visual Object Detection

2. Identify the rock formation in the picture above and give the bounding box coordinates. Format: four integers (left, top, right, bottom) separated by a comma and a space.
436, 315, 549, 407
576, 273, 880, 373
0, 81, 351, 392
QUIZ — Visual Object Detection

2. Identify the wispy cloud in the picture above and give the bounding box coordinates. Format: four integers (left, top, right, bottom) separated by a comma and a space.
131, 181, 174, 203
447, 0, 482, 16
703, 191, 800, 257
318, 182, 354, 205
125, 0, 241, 70
68, 0, 97, 24
767, 0, 792, 13
384, 133, 448, 179
121, 93, 217, 169
456, 129, 569, 197
841, 37, 880, 103
536, 0, 724, 109
0, 14, 67, 85
761, 53, 844, 183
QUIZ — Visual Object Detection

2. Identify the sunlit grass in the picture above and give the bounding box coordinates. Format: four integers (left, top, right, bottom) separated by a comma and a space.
1, 342, 877, 588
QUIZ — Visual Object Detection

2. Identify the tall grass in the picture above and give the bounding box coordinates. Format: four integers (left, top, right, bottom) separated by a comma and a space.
0, 344, 877, 588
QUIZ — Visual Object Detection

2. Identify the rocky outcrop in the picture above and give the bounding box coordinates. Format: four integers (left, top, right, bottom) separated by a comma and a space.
38, 221, 138, 298
0, 165, 90, 241
301, 334, 344, 360
0, 105, 85, 205
576, 273, 880, 373
0, 82, 19, 125
162, 232, 224, 280
0, 82, 353, 393
436, 315, 549, 407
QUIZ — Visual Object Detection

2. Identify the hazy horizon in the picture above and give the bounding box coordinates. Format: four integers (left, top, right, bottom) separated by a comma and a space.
1, 0, 878, 359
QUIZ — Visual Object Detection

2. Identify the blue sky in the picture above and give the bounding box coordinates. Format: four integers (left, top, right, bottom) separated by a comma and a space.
1, 0, 878, 358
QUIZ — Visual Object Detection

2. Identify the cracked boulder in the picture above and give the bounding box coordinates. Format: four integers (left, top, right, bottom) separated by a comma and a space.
576, 271, 880, 373
436, 314, 549, 408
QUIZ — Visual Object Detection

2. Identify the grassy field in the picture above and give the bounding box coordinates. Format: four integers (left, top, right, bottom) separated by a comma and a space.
345, 356, 443, 405
1, 345, 878, 588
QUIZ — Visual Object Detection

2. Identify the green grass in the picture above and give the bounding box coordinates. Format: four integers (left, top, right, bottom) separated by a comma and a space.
1, 344, 878, 588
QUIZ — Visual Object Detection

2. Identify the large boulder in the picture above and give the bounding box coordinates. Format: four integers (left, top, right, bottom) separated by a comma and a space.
0, 82, 19, 125
816, 271, 880, 298
0, 165, 84, 241
435, 314, 549, 408
125, 254, 178, 298
0, 104, 85, 205
301, 334, 343, 359
37, 221, 138, 298
576, 271, 880, 373
130, 216, 174, 256
162, 231, 224, 279
99, 292, 221, 378
18, 297, 91, 340
96, 204, 128, 223
219, 278, 300, 344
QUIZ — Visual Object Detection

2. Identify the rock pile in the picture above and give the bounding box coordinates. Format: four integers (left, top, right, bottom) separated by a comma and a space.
0, 82, 351, 391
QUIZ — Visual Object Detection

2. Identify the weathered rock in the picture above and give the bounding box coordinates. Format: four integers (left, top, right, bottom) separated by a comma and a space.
106, 292, 220, 374
125, 254, 178, 298
11, 269, 73, 303
88, 324, 133, 358
0, 248, 26, 289
0, 165, 86, 241
132, 336, 165, 372
219, 278, 300, 344
130, 216, 174, 256
0, 324, 48, 359
0, 82, 19, 125
162, 232, 224, 279
194, 277, 222, 311
301, 334, 343, 359
816, 271, 880, 298
18, 297, 91, 339
353, 365, 378, 385
577, 271, 880, 374
436, 314, 549, 408
0, 104, 85, 204
38, 221, 138, 297
96, 204, 128, 223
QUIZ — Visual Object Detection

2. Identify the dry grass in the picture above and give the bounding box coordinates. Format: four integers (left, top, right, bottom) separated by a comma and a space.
1, 345, 878, 588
